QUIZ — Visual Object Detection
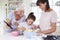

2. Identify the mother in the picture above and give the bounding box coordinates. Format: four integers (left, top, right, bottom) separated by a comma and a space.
36, 0, 57, 34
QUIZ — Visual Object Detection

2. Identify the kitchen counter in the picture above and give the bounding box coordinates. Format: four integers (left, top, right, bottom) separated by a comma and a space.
0, 33, 60, 40
0, 33, 44, 40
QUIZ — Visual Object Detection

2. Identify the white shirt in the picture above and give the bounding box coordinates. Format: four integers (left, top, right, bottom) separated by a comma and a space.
18, 22, 33, 30
7, 12, 26, 29
39, 10, 57, 31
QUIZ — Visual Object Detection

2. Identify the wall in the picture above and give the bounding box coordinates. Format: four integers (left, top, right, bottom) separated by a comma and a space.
0, 0, 8, 36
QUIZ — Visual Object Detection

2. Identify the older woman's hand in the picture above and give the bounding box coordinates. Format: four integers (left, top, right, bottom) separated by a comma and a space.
14, 22, 19, 27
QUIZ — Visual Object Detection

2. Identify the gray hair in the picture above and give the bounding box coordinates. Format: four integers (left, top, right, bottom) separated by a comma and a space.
15, 3, 25, 11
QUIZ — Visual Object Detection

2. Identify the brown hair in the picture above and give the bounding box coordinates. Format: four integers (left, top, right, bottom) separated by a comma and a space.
36, 0, 50, 11
26, 12, 36, 21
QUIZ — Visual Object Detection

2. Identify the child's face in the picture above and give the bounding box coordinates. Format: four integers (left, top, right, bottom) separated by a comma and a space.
27, 19, 34, 25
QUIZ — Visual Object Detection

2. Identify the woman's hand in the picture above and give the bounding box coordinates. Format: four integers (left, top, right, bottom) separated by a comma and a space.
14, 22, 19, 27
17, 27, 26, 31
37, 30, 44, 36
37, 31, 43, 36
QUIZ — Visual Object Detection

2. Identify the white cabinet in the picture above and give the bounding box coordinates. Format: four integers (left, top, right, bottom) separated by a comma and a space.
7, 0, 23, 13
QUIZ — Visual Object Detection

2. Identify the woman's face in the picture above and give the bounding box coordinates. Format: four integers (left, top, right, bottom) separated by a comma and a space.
17, 9, 24, 17
38, 3, 46, 11
27, 19, 34, 25
14, 10, 24, 20
14, 13, 20, 20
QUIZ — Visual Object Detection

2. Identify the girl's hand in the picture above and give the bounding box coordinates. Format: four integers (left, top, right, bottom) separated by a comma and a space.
31, 25, 39, 29
37, 30, 41, 33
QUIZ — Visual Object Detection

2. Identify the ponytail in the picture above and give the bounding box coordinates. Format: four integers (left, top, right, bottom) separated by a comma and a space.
26, 12, 36, 21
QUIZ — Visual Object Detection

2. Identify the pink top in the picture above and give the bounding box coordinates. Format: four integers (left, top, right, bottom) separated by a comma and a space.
39, 10, 57, 32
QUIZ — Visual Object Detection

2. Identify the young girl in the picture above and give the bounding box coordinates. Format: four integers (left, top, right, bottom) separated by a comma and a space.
17, 12, 36, 33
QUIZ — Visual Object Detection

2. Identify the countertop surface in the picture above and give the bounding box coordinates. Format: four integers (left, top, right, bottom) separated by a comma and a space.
0, 33, 44, 40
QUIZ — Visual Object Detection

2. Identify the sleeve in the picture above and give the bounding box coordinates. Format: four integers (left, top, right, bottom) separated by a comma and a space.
7, 12, 14, 20
51, 11, 57, 23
